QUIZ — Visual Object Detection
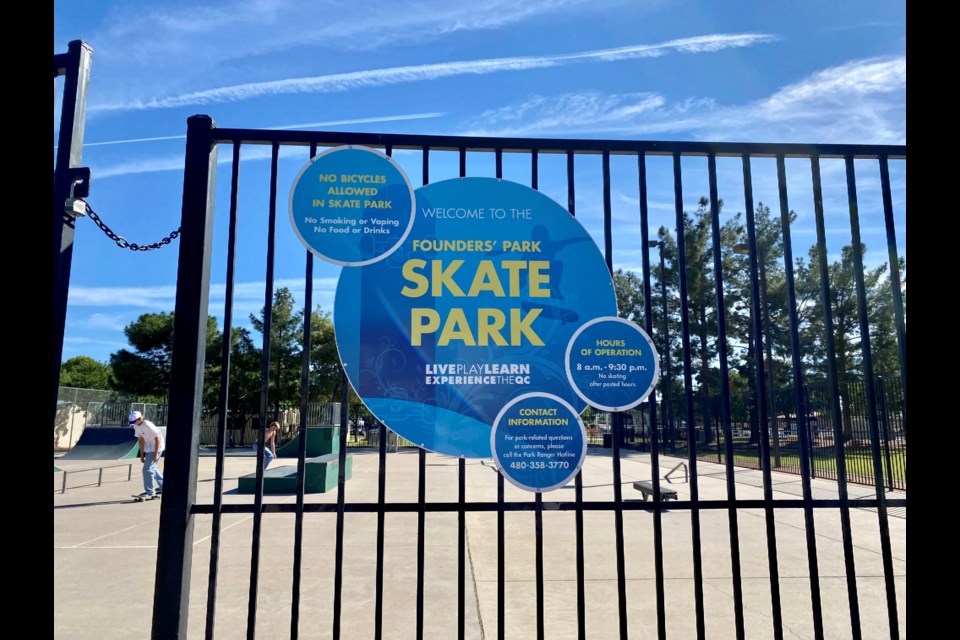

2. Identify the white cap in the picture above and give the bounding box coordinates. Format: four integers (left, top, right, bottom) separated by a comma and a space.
128, 411, 143, 424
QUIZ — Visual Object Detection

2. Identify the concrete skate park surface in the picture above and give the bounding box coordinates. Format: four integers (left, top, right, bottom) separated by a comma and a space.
53, 449, 906, 639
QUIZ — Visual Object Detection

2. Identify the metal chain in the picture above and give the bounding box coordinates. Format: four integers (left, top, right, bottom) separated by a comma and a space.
80, 200, 181, 251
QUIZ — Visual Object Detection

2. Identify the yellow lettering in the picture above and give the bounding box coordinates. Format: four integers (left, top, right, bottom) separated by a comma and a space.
410, 309, 440, 346
466, 261, 506, 297
528, 261, 550, 297
432, 260, 466, 297
477, 309, 508, 346
401, 260, 428, 297
437, 309, 474, 346
511, 308, 543, 346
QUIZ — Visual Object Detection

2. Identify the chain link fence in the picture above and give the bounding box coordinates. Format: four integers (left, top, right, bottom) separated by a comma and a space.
54, 387, 127, 450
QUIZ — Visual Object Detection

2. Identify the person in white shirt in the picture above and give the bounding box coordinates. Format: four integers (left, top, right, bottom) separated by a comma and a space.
129, 411, 164, 498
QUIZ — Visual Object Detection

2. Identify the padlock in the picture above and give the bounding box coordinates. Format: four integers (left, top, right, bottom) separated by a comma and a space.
65, 198, 87, 217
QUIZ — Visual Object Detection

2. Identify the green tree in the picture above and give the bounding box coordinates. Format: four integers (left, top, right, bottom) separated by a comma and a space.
795, 243, 904, 439
728, 202, 796, 442
110, 312, 220, 402
203, 326, 262, 414
309, 306, 342, 402
612, 268, 646, 324
250, 288, 304, 413
247, 289, 349, 413
60, 356, 114, 390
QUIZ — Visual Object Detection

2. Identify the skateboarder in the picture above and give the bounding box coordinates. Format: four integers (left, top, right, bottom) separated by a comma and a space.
252, 421, 279, 470
129, 411, 164, 500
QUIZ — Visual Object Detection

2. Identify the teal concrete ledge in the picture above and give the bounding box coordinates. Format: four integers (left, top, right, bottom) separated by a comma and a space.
276, 426, 340, 458
237, 452, 352, 494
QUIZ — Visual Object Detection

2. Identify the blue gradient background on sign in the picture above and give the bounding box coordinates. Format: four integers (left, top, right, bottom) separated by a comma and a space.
290, 147, 413, 264
334, 178, 617, 458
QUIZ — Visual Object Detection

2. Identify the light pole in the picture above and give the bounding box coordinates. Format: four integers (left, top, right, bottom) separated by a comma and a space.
648, 240, 673, 450
733, 242, 780, 467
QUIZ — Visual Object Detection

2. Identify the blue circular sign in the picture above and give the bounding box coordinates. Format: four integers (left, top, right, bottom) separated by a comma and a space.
333, 177, 618, 458
491, 393, 586, 492
565, 317, 660, 411
289, 145, 415, 266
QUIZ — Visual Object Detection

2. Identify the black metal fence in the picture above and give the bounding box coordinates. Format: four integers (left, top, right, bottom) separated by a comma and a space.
624, 376, 906, 491
59, 114, 906, 638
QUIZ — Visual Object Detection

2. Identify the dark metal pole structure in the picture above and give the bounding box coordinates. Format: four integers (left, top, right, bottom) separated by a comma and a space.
53, 40, 92, 427
152, 115, 218, 639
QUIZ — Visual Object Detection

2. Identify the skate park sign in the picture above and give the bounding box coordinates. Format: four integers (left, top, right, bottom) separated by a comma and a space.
333, 176, 618, 461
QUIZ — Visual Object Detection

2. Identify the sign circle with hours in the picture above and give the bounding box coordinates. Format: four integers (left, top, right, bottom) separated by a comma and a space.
565, 316, 660, 412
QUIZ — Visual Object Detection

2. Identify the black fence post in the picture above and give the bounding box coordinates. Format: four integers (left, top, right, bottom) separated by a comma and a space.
152, 115, 218, 640
53, 40, 92, 428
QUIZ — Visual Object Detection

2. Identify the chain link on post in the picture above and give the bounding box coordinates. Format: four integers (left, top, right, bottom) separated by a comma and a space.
78, 200, 181, 251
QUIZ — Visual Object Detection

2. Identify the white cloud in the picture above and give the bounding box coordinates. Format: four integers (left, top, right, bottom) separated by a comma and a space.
90, 113, 444, 178
466, 56, 905, 144
67, 277, 339, 317
84, 313, 131, 331
94, 142, 298, 179
77, 112, 445, 148
94, 1, 631, 66
92, 33, 776, 113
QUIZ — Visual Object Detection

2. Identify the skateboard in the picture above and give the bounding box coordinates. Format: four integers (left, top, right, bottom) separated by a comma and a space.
132, 494, 160, 502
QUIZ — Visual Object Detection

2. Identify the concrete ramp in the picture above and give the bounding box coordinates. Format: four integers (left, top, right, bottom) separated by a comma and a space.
60, 427, 167, 460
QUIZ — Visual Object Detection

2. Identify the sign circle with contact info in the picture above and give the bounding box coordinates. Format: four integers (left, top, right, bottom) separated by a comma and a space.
490, 393, 587, 492
565, 316, 660, 412
289, 145, 415, 266
333, 177, 618, 459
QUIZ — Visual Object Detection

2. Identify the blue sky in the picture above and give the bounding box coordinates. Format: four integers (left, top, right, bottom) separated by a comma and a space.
54, 1, 906, 366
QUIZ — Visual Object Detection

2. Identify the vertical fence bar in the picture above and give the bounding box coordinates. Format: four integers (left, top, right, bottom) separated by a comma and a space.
638, 153, 667, 640
332, 368, 349, 640
741, 154, 783, 640
289, 139, 318, 640
458, 146, 467, 640
673, 152, 706, 640
153, 115, 217, 640
497, 471, 505, 640
535, 492, 545, 640
373, 144, 394, 640
707, 154, 745, 639
844, 157, 900, 639
53, 41, 92, 428
246, 142, 280, 639
567, 149, 586, 640
602, 150, 629, 640
204, 142, 241, 640
877, 381, 894, 491
776, 156, 825, 639
416, 146, 429, 640
458, 457, 466, 640
374, 393, 388, 640
417, 444, 427, 640
879, 156, 907, 445
496, 148, 506, 640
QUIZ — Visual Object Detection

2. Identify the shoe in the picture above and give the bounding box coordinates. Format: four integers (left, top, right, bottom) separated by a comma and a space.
156, 489, 162, 495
